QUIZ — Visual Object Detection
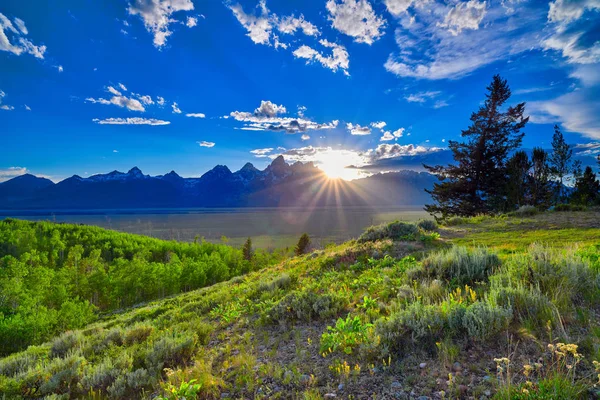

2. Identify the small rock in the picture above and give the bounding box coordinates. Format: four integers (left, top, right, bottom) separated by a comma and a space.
458, 384, 468, 395
483, 375, 492, 382
324, 394, 337, 398
391, 381, 402, 389
372, 250, 381, 259
338, 383, 345, 391
220, 393, 230, 399
299, 374, 311, 384
452, 362, 462, 372
419, 362, 427, 369
484, 390, 492, 396
417, 396, 430, 400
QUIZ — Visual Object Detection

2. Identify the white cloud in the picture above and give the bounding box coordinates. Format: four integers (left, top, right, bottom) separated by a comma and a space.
136, 94, 154, 105
228, 0, 272, 45
0, 166, 28, 182
433, 100, 449, 109
277, 14, 319, 36
128, 0, 195, 48
92, 117, 170, 125
0, 13, 47, 59
380, 127, 404, 141
186, 16, 198, 28
172, 102, 182, 114
293, 39, 350, 75
364, 143, 443, 161
186, 112, 205, 118
371, 121, 387, 129
347, 123, 371, 135
24, 104, 31, 111
250, 148, 274, 157
0, 89, 14, 111
113, 149, 119, 153
156, 96, 166, 106
229, 100, 339, 134
326, 0, 386, 45
439, 0, 487, 36
514, 87, 553, 95
385, 0, 414, 17
118, 83, 128, 91
57, 65, 64, 73
197, 141, 215, 148
301, 134, 310, 141
404, 91, 441, 103
548, 0, 600, 24
107, 86, 122, 96
383, 2, 545, 80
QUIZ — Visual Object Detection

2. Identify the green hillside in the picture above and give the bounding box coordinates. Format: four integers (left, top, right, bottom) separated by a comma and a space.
1, 212, 600, 399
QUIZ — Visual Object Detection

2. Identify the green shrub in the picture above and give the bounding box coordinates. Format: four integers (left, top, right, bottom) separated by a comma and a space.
102, 328, 124, 347
35, 352, 86, 396
124, 324, 154, 346
421, 246, 500, 285
554, 203, 586, 212
462, 301, 512, 340
417, 219, 438, 231
358, 221, 419, 243
50, 331, 85, 359
257, 273, 293, 293
269, 291, 347, 323
320, 315, 373, 355
508, 205, 539, 217
107, 368, 150, 398
0, 346, 46, 378
145, 331, 197, 373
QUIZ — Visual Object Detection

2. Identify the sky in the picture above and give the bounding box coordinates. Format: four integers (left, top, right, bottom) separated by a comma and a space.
0, 0, 599, 182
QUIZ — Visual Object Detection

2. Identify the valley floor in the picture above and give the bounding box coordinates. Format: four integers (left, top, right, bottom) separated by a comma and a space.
1, 210, 600, 399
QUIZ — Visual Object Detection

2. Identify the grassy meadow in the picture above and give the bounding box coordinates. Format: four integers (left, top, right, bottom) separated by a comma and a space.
0, 210, 599, 399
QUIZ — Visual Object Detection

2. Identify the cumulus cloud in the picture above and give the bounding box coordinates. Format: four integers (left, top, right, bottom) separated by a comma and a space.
548, 0, 600, 24
86, 84, 159, 112
363, 143, 444, 161
0, 13, 47, 59
229, 100, 339, 134
186, 112, 205, 118
92, 117, 170, 125
197, 141, 215, 148
371, 121, 387, 129
326, 0, 386, 45
293, 39, 350, 75
301, 134, 310, 141
439, 0, 487, 36
380, 128, 404, 141
156, 96, 166, 106
385, 0, 414, 16
228, 0, 272, 45
128, 0, 195, 48
186, 16, 198, 28
172, 102, 182, 114
347, 123, 371, 135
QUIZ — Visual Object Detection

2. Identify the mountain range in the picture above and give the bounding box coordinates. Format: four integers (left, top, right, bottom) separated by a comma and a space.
0, 156, 436, 209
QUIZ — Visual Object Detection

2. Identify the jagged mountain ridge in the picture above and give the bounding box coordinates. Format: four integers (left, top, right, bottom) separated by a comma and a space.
0, 156, 436, 209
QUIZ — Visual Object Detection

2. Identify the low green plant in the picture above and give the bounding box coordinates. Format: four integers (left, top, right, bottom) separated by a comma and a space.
320, 315, 373, 355
50, 331, 85, 358
508, 205, 539, 217
358, 221, 419, 243
421, 246, 500, 285
417, 219, 438, 231
157, 378, 203, 400
462, 301, 512, 340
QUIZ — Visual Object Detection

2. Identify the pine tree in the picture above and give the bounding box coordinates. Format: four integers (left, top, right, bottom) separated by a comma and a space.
572, 166, 600, 205
295, 233, 311, 256
597, 154, 600, 171
242, 237, 253, 261
549, 125, 572, 203
505, 150, 531, 209
529, 148, 552, 209
425, 75, 528, 218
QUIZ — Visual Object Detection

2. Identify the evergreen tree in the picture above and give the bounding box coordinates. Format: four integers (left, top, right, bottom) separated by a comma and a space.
549, 125, 572, 202
529, 148, 552, 209
295, 233, 311, 256
242, 237, 253, 261
572, 166, 600, 205
425, 75, 528, 218
597, 154, 600, 172
505, 150, 531, 209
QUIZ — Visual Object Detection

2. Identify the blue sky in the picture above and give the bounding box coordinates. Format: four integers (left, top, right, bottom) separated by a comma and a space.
0, 0, 599, 182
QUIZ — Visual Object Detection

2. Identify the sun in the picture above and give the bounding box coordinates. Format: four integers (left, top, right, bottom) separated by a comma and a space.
316, 149, 363, 181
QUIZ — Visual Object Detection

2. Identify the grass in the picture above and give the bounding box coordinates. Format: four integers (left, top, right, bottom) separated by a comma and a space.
1, 210, 599, 399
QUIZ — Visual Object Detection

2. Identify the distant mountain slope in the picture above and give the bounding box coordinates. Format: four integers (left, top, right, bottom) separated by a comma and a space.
0, 157, 436, 209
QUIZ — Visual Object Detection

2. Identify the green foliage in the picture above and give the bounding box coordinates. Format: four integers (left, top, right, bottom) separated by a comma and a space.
508, 205, 539, 217
416, 219, 438, 231
358, 220, 419, 242
420, 246, 500, 285
295, 233, 311, 256
145, 331, 197, 373
242, 237, 253, 262
462, 301, 512, 340
554, 203, 586, 212
157, 378, 203, 400
50, 330, 85, 358
0, 219, 279, 355
320, 315, 373, 355
124, 324, 154, 346
269, 291, 347, 323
